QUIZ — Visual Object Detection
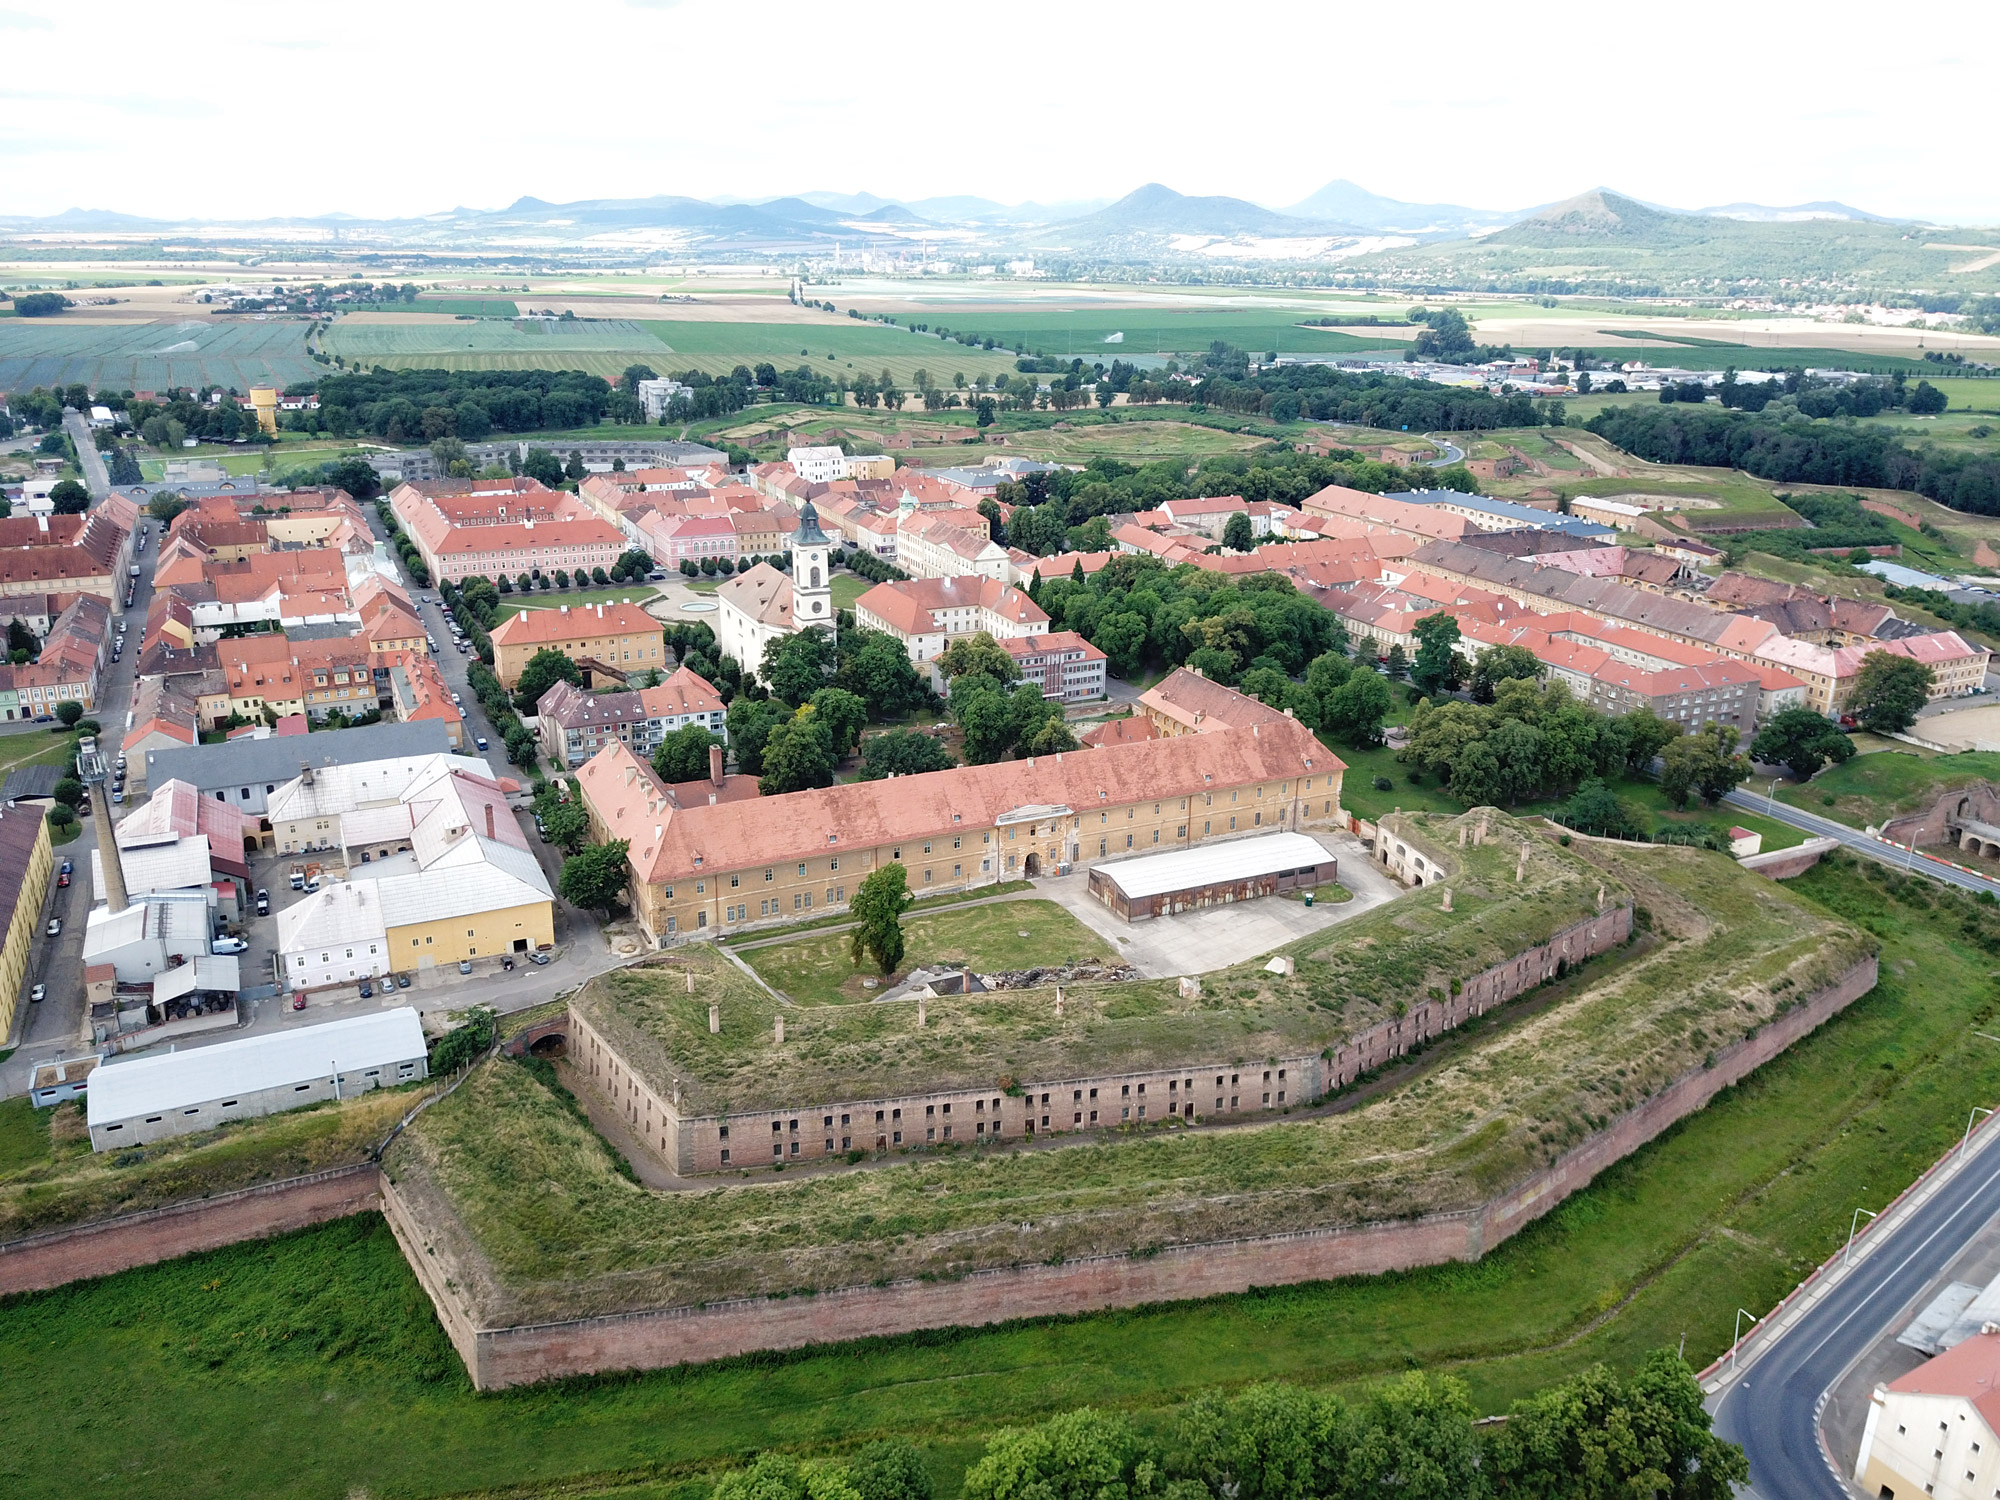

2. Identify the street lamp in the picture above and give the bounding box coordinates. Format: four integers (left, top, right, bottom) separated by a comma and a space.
1731, 1307, 1762, 1369
1965, 1106, 1994, 1157
1767, 778, 1780, 817
1845, 1207, 1879, 1266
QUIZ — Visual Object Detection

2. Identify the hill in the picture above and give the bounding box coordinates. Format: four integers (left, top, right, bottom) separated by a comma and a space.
1054, 182, 1333, 240
1283, 179, 1504, 235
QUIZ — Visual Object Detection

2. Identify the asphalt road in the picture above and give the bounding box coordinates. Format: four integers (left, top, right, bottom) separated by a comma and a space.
1423, 434, 1466, 467
61, 407, 111, 500
1711, 1127, 2000, 1499
1723, 785, 2000, 899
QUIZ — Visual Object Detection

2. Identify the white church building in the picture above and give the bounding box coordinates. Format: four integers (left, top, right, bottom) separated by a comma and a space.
714, 502, 836, 683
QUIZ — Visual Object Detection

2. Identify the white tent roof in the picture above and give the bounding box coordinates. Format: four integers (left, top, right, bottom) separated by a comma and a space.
1091, 831, 1332, 901
87, 1008, 425, 1126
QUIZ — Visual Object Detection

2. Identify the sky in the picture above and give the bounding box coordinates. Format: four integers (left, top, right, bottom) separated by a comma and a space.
3, 0, 1996, 225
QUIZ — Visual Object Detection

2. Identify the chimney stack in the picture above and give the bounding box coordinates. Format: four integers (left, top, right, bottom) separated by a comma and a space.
484, 803, 495, 840
709, 742, 724, 787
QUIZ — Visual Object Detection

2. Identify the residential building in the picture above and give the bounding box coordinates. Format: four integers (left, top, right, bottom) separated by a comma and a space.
854, 576, 1049, 665
999, 632, 1108, 701
488, 600, 664, 689
390, 479, 625, 584
637, 376, 691, 421
897, 511, 1010, 581
639, 511, 738, 565
578, 714, 1343, 944
1139, 668, 1294, 738
1300, 484, 1470, 544
787, 445, 849, 483
85, 1009, 428, 1151
13, 593, 111, 715
1855, 1329, 2000, 1500
0, 803, 52, 1042
1080, 715, 1162, 749
389, 655, 465, 748
0, 508, 133, 607
1156, 495, 1249, 537
536, 668, 727, 769
714, 504, 834, 681
1455, 617, 1765, 734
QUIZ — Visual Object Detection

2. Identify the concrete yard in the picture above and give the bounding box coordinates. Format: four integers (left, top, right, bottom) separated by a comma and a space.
1036, 829, 1399, 977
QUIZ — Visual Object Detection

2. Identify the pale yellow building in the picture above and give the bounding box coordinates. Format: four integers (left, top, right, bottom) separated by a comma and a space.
0, 804, 53, 1042
489, 601, 665, 689
1857, 1330, 2000, 1500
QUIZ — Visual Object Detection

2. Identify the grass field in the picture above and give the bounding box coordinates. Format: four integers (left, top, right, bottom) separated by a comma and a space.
0, 317, 316, 392
830, 574, 868, 610
503, 584, 662, 613
741, 898, 1109, 1005
643, 320, 1020, 385
881, 306, 1412, 362
1775, 748, 2000, 828
321, 316, 666, 378
6, 853, 1996, 1500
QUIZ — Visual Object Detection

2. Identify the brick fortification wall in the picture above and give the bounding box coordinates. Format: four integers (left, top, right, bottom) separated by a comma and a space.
1326, 906, 1631, 1086
420, 950, 1873, 1391
0, 1164, 381, 1297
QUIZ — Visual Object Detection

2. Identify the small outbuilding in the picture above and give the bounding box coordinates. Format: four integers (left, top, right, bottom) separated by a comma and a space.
85, 1006, 428, 1150
1087, 831, 1336, 922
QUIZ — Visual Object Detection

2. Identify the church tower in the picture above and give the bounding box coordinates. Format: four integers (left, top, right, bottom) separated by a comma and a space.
791, 500, 834, 635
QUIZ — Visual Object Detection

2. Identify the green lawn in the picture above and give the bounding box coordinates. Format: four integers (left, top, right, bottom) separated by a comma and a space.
742, 898, 1109, 1006
1777, 748, 2000, 829
4, 855, 1993, 1500
505, 584, 661, 613
830, 573, 869, 611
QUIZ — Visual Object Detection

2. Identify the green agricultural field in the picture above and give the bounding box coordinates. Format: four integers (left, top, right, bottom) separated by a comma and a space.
10, 853, 2000, 1500
642, 320, 1020, 386
900, 305, 1408, 362
0, 317, 317, 392
741, 897, 1110, 1006
320, 316, 667, 380
1776, 748, 2000, 829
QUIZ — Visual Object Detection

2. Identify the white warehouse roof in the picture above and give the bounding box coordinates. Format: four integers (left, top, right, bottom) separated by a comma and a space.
1092, 831, 1332, 901
87, 1007, 426, 1127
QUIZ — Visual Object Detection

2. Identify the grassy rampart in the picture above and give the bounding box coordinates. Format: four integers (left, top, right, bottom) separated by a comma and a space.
572, 813, 1618, 1116
390, 831, 1864, 1326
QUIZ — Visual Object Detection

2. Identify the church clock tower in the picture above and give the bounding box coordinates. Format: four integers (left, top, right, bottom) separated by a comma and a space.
791, 500, 834, 634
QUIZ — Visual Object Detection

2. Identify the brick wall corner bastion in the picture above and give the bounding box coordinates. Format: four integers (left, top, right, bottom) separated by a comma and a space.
393, 950, 1880, 1390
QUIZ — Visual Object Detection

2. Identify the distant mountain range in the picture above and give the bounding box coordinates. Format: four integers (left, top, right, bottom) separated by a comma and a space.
0, 184, 1971, 273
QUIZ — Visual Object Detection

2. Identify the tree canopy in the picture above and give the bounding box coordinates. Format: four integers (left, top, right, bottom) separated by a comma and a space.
1847, 651, 1934, 735
1749, 706, 1856, 779
558, 840, 629, 916
849, 862, 912, 976
513, 648, 582, 713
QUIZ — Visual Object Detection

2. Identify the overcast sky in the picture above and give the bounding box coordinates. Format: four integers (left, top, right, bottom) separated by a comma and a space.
3, 0, 1995, 224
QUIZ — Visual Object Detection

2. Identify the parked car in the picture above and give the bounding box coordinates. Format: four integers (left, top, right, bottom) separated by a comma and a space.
457, 958, 472, 974
255, 889, 270, 915
60, 859, 72, 875
211, 936, 248, 955
29, 984, 45, 1003
395, 973, 411, 989
56, 872, 69, 888
111, 790, 124, 805
501, 955, 515, 971
475, 735, 488, 751
46, 918, 60, 936
292, 992, 306, 1011
450, 691, 462, 705
528, 951, 551, 966
358, 982, 373, 999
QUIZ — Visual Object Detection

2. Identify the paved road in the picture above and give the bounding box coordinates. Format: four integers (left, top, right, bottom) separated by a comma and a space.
1422, 434, 1466, 467
1711, 1126, 2000, 1499
61, 407, 111, 499
1723, 785, 2000, 898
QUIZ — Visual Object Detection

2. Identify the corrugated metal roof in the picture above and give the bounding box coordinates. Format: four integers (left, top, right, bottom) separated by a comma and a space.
1092, 831, 1332, 901
87, 1008, 425, 1126
276, 880, 386, 951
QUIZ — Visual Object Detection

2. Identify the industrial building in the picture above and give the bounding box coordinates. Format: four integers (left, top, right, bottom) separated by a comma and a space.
1086, 831, 1337, 921
85, 1007, 428, 1150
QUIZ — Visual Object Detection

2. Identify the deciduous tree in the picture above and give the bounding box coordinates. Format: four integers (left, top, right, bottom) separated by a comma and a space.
1750, 706, 1856, 779
848, 862, 911, 976
1848, 651, 1934, 735
559, 840, 629, 916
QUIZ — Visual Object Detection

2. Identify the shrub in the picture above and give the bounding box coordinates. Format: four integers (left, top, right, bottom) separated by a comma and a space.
1372, 775, 1393, 792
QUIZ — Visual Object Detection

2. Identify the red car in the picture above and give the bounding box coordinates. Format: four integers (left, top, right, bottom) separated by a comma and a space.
291, 992, 307, 1011
56, 872, 69, 888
